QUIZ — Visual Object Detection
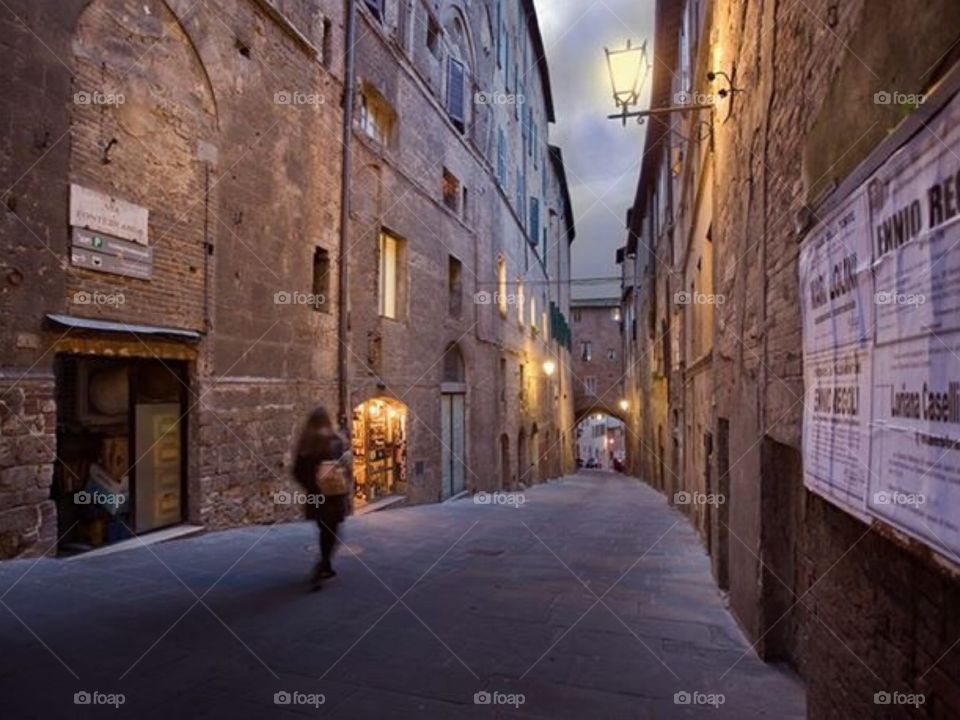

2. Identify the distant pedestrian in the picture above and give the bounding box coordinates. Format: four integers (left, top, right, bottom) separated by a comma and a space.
293, 407, 353, 590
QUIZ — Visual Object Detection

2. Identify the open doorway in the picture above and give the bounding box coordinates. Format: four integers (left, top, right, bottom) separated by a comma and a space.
351, 397, 408, 506
54, 356, 187, 555
575, 412, 626, 471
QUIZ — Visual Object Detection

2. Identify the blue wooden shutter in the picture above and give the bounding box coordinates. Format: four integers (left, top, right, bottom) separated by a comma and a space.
447, 58, 465, 124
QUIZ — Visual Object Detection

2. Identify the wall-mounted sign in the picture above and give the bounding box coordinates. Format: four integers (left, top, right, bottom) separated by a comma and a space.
69, 183, 149, 245
799, 89, 960, 561
70, 227, 153, 279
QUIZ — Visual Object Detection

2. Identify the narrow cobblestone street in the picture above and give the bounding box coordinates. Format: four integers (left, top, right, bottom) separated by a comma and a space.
0, 472, 804, 718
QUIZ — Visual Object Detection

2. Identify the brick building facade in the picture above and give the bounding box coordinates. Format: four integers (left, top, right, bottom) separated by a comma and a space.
620, 0, 960, 716
0, 0, 574, 559
570, 298, 626, 426
346, 0, 575, 502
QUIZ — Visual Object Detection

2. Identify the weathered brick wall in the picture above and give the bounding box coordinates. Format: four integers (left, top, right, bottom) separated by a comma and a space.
0, 376, 57, 557
711, 0, 960, 715
0, 0, 345, 556
571, 303, 624, 420
347, 0, 572, 501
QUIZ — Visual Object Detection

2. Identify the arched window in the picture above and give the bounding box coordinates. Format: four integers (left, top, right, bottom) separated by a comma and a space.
443, 344, 465, 383
444, 11, 475, 134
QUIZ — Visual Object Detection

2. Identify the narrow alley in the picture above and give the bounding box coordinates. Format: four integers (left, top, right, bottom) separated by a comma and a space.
0, 472, 804, 719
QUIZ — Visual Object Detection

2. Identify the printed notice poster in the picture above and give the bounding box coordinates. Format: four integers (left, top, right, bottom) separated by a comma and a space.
802, 347, 872, 520
799, 188, 875, 356
799, 188, 875, 517
869, 335, 960, 558
799, 89, 960, 560
864, 93, 960, 559
870, 97, 960, 348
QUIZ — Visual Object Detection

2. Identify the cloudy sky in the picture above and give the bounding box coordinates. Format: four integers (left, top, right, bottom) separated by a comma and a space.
534, 0, 654, 300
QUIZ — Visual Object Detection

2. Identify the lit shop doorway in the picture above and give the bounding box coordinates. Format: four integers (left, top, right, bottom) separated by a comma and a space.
53, 356, 187, 555
351, 398, 408, 505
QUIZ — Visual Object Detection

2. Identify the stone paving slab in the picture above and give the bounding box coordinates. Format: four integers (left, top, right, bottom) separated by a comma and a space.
0, 472, 805, 719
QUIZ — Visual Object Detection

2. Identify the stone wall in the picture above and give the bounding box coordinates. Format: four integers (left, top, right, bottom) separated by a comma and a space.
712, 0, 960, 715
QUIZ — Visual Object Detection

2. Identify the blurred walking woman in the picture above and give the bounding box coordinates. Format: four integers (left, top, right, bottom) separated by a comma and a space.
293, 407, 353, 590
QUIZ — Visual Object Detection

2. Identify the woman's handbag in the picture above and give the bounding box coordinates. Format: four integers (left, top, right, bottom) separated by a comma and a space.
315, 452, 351, 497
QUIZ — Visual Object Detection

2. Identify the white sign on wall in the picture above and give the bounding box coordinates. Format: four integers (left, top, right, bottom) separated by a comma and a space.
69, 183, 149, 246
799, 89, 960, 562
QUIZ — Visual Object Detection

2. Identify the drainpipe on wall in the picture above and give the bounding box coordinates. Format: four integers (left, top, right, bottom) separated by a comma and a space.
338, 0, 357, 431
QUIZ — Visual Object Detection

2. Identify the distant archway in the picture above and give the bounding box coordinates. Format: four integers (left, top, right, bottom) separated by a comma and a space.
575, 412, 627, 472
499, 433, 510, 490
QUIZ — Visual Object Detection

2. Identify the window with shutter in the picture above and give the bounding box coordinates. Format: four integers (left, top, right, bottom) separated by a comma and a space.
497, 128, 506, 187
364, 0, 383, 22
529, 197, 540, 249
447, 57, 465, 129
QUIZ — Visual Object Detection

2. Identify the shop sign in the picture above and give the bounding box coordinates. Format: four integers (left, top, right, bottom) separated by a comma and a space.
69, 183, 149, 245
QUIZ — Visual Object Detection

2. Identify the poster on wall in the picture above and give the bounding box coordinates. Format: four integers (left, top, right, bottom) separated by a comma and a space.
869, 335, 960, 558
802, 347, 873, 520
800, 87, 960, 561
864, 93, 960, 558
799, 187, 875, 518
799, 188, 874, 356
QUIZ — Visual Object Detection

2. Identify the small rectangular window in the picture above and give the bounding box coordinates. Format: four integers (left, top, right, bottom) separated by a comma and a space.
427, 14, 442, 58
379, 231, 403, 319
313, 247, 330, 313
517, 279, 524, 325
364, 0, 384, 22
443, 168, 460, 213
500, 357, 507, 402
580, 341, 592, 362
321, 18, 333, 67
497, 128, 507, 187
529, 197, 540, 249
447, 57, 465, 127
448, 255, 463, 317
497, 256, 508, 316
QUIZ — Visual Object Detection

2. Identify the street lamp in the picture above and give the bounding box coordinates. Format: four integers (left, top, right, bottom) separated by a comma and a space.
619, 399, 629, 412
604, 41, 741, 131
604, 40, 649, 110
542, 359, 556, 376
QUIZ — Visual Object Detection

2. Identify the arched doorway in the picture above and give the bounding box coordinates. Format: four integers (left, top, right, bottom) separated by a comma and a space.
440, 344, 467, 499
499, 434, 511, 490
529, 423, 541, 485
575, 412, 627, 471
351, 397, 408, 505
517, 428, 527, 488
